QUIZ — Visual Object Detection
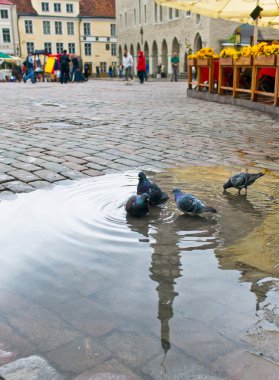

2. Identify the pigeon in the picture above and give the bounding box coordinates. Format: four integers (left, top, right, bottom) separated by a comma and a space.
125, 193, 150, 217
172, 188, 217, 214
223, 172, 264, 193
137, 172, 169, 205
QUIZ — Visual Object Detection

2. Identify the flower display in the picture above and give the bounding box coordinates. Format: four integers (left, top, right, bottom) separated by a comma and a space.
220, 48, 240, 59
188, 48, 219, 60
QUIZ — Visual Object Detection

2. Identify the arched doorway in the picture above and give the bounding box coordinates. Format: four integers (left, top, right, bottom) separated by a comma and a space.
124, 43, 128, 52
137, 43, 141, 56
118, 45, 122, 65
194, 33, 202, 52
144, 41, 149, 75
161, 39, 168, 76
152, 40, 158, 76
130, 44, 134, 59
172, 37, 180, 55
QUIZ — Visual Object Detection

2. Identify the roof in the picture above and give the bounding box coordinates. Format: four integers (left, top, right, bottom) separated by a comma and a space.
11, 0, 37, 15
0, 0, 13, 5
79, 0, 115, 18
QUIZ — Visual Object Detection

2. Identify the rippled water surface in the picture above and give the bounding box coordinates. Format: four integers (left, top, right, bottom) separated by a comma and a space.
0, 168, 279, 379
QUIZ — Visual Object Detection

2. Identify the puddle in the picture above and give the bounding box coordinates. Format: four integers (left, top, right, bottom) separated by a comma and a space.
0, 167, 278, 378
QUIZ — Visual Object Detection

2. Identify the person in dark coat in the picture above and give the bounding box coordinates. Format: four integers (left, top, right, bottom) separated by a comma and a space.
60, 50, 70, 84
137, 51, 146, 84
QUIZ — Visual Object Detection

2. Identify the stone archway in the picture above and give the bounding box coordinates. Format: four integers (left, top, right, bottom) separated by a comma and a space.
194, 33, 202, 52
130, 44, 135, 59
172, 37, 180, 55
152, 40, 158, 76
124, 43, 128, 52
137, 43, 141, 56
144, 41, 149, 74
161, 39, 168, 76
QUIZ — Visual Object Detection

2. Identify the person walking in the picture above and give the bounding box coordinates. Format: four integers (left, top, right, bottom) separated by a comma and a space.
123, 50, 134, 84
60, 50, 70, 84
137, 51, 146, 84
70, 55, 79, 82
171, 52, 180, 82
96, 66, 100, 78
23, 52, 35, 84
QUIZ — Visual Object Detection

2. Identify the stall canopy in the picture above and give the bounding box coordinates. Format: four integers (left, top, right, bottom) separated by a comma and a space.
0, 52, 13, 59
155, 1, 279, 28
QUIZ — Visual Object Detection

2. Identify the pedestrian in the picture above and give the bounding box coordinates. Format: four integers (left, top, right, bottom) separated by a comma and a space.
171, 52, 180, 82
123, 50, 134, 84
137, 51, 146, 84
145, 62, 149, 81
157, 63, 162, 79
70, 54, 79, 82
119, 65, 123, 78
109, 65, 113, 78
96, 66, 100, 78
84, 63, 89, 80
161, 64, 165, 78
60, 50, 70, 84
23, 52, 35, 84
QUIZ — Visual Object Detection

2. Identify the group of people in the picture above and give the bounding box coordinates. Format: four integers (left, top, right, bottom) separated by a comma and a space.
122, 49, 180, 84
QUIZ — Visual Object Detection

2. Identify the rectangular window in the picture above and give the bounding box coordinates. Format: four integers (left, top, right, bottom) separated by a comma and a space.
83, 22, 90, 36
25, 20, 33, 34
120, 14, 122, 26
56, 42, 63, 53
54, 3, 61, 12
66, 3, 73, 13
84, 43, 91, 56
159, 5, 163, 22
186, 11, 191, 16
55, 21, 62, 35
154, 2, 157, 23
125, 12, 127, 27
134, 9, 137, 25
175, 9, 179, 18
196, 14, 201, 24
111, 43, 116, 56
144, 4, 147, 23
0, 9, 8, 18
43, 21, 50, 34
106, 44, 110, 51
138, 0, 141, 24
2, 28, 11, 43
110, 24, 116, 36
67, 21, 74, 35
26, 42, 34, 53
100, 62, 106, 73
68, 43, 75, 54
169, 8, 172, 20
44, 42, 52, 53
41, 2, 49, 11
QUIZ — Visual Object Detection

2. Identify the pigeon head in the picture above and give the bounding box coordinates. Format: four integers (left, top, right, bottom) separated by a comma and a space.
172, 188, 182, 195
223, 180, 232, 190
138, 171, 147, 180
140, 193, 150, 203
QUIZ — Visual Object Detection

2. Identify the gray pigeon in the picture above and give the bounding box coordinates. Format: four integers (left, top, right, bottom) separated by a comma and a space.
223, 172, 264, 193
125, 193, 150, 217
172, 188, 217, 214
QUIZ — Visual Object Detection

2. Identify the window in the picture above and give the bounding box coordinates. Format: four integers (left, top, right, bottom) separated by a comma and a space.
95, 37, 99, 41
106, 44, 110, 51
144, 4, 147, 23
186, 11, 191, 16
54, 3, 61, 12
138, 0, 141, 24
41, 2, 49, 11
67, 22, 74, 35
44, 42, 52, 53
43, 21, 50, 34
66, 3, 73, 13
0, 9, 8, 18
25, 20, 33, 34
120, 14, 122, 26
169, 8, 173, 20
55, 21, 62, 35
125, 12, 127, 27
154, 2, 157, 23
2, 28, 11, 43
100, 62, 106, 73
134, 9, 137, 25
111, 43, 116, 56
56, 42, 63, 53
26, 42, 34, 53
159, 5, 163, 22
196, 14, 201, 24
84, 23, 90, 36
110, 24, 116, 36
175, 9, 179, 18
84, 43, 91, 56
68, 43, 75, 54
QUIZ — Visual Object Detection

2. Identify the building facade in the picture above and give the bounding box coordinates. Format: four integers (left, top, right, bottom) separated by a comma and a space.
0, 0, 19, 55
12, 0, 116, 75
116, 0, 279, 76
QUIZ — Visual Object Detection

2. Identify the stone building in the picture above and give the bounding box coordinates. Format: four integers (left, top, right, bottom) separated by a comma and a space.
116, 0, 279, 76
12, 0, 116, 75
0, 0, 19, 55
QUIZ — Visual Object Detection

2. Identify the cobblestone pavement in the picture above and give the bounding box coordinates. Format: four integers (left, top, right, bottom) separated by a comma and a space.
0, 80, 278, 200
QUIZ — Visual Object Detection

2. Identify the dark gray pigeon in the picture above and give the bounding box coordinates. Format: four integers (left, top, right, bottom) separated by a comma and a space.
125, 193, 150, 217
223, 172, 264, 193
137, 171, 169, 205
172, 188, 217, 214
